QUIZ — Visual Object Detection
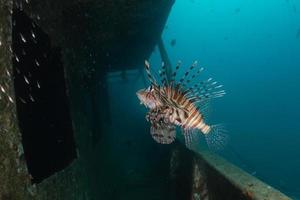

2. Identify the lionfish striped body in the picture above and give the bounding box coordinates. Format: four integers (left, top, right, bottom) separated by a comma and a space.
137, 60, 227, 149
160, 84, 211, 134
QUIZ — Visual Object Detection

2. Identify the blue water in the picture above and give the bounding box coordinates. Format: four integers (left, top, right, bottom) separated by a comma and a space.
149, 0, 300, 198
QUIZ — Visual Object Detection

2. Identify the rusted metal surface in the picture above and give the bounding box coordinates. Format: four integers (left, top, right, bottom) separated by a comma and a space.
170, 144, 292, 200
195, 150, 292, 200
1, 0, 176, 199
0, 1, 90, 199
0, 0, 33, 199
20, 0, 175, 72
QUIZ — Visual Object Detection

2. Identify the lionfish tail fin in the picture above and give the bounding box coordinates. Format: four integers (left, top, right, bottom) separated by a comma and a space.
204, 124, 229, 151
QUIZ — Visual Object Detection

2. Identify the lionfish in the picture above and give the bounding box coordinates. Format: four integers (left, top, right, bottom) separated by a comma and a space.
136, 60, 227, 150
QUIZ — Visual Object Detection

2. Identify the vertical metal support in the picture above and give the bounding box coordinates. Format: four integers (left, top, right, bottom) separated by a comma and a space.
158, 37, 173, 81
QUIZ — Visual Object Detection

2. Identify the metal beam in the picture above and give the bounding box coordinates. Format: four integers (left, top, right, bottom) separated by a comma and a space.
169, 144, 292, 200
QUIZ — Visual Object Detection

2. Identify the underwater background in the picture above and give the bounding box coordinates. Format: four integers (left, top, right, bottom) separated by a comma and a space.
149, 0, 300, 198
104, 0, 300, 199
1, 0, 299, 199
99, 0, 300, 198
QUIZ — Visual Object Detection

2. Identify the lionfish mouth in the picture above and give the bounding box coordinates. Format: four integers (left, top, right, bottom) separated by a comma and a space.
136, 90, 145, 105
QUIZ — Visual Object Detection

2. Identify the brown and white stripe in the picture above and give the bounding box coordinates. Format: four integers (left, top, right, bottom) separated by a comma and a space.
162, 85, 211, 135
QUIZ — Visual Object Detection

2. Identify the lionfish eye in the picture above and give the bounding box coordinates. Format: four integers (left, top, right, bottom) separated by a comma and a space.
150, 85, 156, 93
146, 86, 151, 92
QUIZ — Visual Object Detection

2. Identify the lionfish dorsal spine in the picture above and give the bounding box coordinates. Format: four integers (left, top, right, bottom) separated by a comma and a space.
170, 60, 182, 84
144, 60, 158, 87
178, 61, 198, 86
159, 61, 170, 86
187, 66, 204, 85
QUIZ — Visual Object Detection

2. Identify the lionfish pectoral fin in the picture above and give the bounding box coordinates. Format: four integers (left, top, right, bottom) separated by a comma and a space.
198, 100, 211, 120
181, 128, 199, 149
204, 124, 229, 151
150, 123, 176, 144
191, 78, 225, 103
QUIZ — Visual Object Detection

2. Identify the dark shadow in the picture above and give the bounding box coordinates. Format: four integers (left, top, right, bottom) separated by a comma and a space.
169, 143, 194, 200
12, 9, 77, 183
